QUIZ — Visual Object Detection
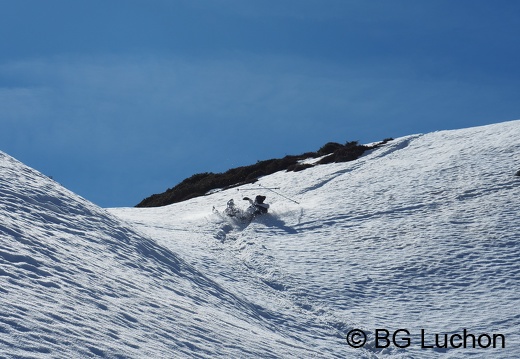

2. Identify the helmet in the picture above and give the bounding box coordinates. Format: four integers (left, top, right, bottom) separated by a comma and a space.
255, 195, 266, 204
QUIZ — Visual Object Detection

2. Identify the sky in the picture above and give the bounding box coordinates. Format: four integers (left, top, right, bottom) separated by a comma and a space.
1, 0, 519, 207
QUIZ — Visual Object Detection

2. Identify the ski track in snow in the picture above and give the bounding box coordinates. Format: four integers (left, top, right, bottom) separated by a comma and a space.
1, 120, 520, 358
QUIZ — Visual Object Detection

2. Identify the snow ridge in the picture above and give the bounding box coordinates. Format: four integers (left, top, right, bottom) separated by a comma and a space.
0, 152, 329, 358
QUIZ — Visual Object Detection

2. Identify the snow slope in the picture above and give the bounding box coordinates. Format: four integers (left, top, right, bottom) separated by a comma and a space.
0, 152, 331, 358
1, 119, 519, 358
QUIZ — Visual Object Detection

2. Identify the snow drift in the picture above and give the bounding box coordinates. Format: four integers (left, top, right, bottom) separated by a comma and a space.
1, 119, 519, 358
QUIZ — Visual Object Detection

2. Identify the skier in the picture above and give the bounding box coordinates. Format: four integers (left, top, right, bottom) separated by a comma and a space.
243, 195, 269, 216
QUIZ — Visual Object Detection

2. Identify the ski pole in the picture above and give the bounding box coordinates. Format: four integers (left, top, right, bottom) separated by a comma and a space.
257, 183, 300, 205
238, 188, 280, 191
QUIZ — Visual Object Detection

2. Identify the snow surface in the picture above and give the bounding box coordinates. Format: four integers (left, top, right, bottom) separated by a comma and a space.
1, 120, 519, 358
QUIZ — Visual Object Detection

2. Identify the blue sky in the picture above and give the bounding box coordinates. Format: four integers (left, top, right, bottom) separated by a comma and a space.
1, 0, 519, 207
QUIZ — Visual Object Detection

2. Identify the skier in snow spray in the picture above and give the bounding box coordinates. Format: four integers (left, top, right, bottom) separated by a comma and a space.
218, 195, 269, 221
215, 184, 298, 221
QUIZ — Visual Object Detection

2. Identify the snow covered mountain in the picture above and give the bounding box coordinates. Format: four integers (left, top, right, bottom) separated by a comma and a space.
1, 120, 519, 358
